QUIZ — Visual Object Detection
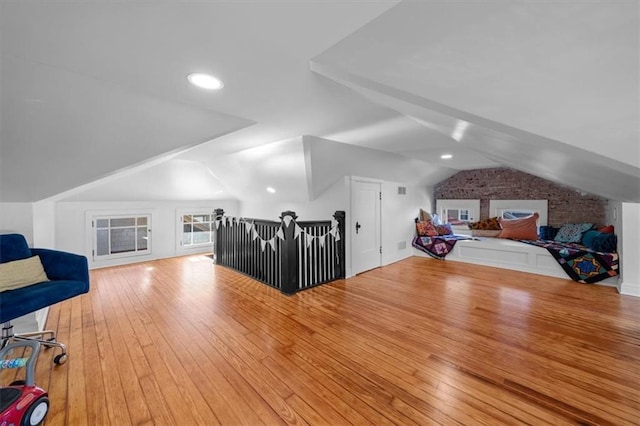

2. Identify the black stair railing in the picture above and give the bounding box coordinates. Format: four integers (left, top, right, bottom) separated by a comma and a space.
213, 209, 345, 295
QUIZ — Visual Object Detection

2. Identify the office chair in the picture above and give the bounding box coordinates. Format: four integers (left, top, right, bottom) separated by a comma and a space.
0, 234, 90, 365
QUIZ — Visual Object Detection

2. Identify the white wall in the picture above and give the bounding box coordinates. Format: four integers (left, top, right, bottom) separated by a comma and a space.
239, 177, 352, 275
239, 177, 349, 222
238, 176, 433, 277
605, 200, 639, 297
33, 200, 56, 248
0, 202, 34, 244
381, 181, 432, 266
618, 202, 640, 297
55, 200, 239, 269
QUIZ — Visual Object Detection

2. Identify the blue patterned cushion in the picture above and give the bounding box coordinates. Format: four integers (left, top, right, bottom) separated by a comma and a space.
581, 229, 600, 247
582, 230, 617, 252
554, 223, 593, 243
538, 226, 558, 240
591, 233, 617, 252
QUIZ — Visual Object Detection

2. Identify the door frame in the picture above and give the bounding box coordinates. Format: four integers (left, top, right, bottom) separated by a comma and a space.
350, 177, 383, 276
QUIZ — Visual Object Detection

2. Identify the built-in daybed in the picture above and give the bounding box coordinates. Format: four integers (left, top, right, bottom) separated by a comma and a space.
412, 213, 619, 286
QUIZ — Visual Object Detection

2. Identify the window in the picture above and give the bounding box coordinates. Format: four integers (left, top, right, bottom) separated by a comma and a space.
446, 208, 471, 224
435, 199, 480, 235
436, 199, 480, 225
498, 209, 536, 220
182, 213, 214, 247
489, 200, 548, 226
93, 215, 151, 259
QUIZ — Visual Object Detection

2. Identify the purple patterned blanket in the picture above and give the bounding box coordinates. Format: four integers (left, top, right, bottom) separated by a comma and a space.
412, 235, 471, 260
518, 239, 618, 284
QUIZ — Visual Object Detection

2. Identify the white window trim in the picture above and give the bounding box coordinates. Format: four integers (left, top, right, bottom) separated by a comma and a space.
85, 209, 155, 268
435, 199, 480, 235
91, 214, 151, 261
175, 208, 216, 255
489, 200, 548, 226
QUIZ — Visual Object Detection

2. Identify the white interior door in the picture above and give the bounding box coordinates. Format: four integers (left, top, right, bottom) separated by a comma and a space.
352, 180, 381, 275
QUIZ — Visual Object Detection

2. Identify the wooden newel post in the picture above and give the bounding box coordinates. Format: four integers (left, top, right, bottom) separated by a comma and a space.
213, 208, 225, 265
333, 210, 346, 279
280, 210, 298, 295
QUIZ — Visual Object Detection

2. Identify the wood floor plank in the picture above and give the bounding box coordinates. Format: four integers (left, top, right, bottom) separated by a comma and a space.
65, 296, 88, 426
92, 286, 134, 425
44, 296, 71, 426
128, 276, 276, 425
119, 283, 228, 425
25, 254, 640, 425
78, 293, 110, 425
140, 343, 204, 425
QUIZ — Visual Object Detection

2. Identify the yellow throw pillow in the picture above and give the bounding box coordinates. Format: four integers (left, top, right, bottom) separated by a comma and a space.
0, 256, 49, 292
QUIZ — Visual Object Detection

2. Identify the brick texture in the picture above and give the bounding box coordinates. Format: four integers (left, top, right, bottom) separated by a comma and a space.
434, 168, 608, 227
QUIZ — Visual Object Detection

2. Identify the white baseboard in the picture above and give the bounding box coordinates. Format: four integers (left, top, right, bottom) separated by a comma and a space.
619, 281, 640, 297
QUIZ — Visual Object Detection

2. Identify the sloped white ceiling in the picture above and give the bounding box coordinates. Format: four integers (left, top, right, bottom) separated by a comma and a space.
74, 135, 452, 205
1, 1, 637, 204
311, 0, 640, 201
0, 1, 402, 202
310, 63, 640, 202
201, 137, 310, 204
0, 55, 253, 201
303, 136, 456, 200
61, 159, 231, 202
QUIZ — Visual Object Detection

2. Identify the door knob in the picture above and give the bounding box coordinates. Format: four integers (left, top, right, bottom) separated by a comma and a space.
355, 222, 361, 234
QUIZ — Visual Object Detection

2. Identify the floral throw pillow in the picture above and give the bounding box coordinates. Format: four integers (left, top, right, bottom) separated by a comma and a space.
435, 223, 453, 236
468, 217, 501, 230
416, 220, 438, 237
554, 223, 593, 243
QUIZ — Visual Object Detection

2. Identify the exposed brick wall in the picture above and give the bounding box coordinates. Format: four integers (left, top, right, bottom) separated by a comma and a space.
434, 168, 608, 227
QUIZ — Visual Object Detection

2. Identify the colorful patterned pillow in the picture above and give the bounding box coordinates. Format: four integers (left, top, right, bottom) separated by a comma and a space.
554, 223, 593, 243
468, 217, 501, 230
435, 223, 453, 236
498, 213, 539, 240
416, 220, 438, 237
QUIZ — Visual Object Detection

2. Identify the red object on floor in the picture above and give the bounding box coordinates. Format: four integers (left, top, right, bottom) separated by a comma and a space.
0, 384, 49, 426
0, 340, 49, 426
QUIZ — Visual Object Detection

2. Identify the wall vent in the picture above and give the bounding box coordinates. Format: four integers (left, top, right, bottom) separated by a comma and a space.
397, 241, 407, 250
397, 186, 407, 195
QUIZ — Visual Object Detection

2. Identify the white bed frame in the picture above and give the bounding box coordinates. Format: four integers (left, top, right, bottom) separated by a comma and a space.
413, 236, 619, 287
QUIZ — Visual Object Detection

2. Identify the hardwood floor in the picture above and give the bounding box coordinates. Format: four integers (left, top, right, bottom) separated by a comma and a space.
6, 255, 640, 425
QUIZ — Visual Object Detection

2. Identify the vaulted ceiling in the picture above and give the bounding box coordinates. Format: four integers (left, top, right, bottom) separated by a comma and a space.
1, 1, 638, 203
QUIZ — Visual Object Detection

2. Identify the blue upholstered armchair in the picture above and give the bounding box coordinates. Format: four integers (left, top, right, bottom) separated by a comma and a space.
0, 234, 90, 365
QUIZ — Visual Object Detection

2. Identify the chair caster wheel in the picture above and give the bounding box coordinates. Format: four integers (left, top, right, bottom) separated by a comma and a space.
44, 337, 56, 350
54, 353, 67, 365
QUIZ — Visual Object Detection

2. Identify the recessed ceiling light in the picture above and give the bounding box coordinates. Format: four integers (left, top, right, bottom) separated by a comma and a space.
187, 73, 224, 90
266, 187, 276, 193
441, 154, 453, 159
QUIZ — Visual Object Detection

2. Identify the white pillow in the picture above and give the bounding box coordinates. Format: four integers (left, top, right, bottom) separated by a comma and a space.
0, 256, 49, 292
